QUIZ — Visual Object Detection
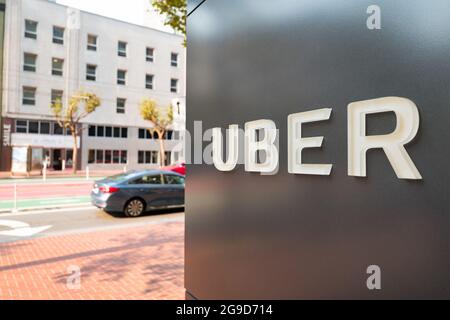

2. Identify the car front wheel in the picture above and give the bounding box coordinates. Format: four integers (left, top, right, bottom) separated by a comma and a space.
124, 199, 145, 217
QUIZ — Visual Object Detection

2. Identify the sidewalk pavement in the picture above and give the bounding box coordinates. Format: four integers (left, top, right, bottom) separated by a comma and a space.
0, 221, 184, 300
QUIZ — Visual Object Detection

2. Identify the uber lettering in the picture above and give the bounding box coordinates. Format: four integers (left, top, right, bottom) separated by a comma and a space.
212, 97, 422, 180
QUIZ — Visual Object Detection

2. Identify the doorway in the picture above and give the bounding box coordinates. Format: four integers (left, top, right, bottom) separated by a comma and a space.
52, 149, 62, 170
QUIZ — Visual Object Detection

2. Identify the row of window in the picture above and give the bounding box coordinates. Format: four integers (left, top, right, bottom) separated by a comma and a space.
25, 19, 179, 66
24, 55, 64, 75
22, 87, 64, 106
88, 149, 175, 167
86, 64, 178, 92
88, 149, 128, 164
14, 120, 179, 143
23, 86, 140, 116
23, 53, 178, 93
88, 125, 128, 138
15, 119, 71, 135
138, 150, 172, 166
87, 125, 177, 140
137, 128, 177, 140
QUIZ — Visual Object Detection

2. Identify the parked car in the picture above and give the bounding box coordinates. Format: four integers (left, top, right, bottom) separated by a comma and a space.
91, 170, 185, 217
161, 163, 185, 175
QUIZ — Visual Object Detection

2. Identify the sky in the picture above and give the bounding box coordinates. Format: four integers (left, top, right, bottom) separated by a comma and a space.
56, 0, 174, 32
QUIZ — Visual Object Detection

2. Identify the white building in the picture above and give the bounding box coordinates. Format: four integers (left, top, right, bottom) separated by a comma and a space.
0, 0, 185, 173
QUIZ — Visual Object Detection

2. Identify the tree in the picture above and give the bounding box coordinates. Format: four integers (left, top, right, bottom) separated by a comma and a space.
51, 92, 101, 174
151, 0, 187, 46
140, 99, 173, 167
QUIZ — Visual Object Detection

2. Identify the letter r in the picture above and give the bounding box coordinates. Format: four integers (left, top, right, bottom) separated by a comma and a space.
348, 97, 422, 180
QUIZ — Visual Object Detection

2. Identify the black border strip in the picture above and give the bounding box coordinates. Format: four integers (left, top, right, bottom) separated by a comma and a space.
187, 0, 207, 18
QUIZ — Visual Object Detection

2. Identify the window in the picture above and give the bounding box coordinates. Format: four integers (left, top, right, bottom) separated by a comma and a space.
104, 150, 112, 164
25, 20, 37, 39
120, 151, 127, 164
23, 53, 37, 72
88, 125, 96, 137
105, 126, 112, 137
145, 74, 154, 90
116, 98, 126, 114
164, 175, 185, 185
112, 150, 120, 164
87, 34, 97, 51
131, 175, 162, 185
28, 121, 39, 134
171, 52, 178, 67
88, 150, 95, 164
16, 120, 28, 133
138, 129, 145, 139
146, 47, 154, 62
53, 123, 63, 135
66, 150, 74, 168
170, 79, 178, 93
51, 89, 63, 106
96, 150, 104, 163
40, 122, 50, 134
86, 64, 96, 81
117, 70, 126, 85
114, 127, 120, 138
53, 26, 64, 44
165, 130, 174, 140
121, 128, 128, 138
52, 58, 64, 76
118, 41, 127, 57
97, 126, 104, 137
145, 151, 151, 164
165, 151, 171, 165
23, 87, 36, 105
151, 151, 158, 164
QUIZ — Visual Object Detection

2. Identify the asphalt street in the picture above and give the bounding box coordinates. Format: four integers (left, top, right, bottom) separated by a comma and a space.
0, 206, 184, 244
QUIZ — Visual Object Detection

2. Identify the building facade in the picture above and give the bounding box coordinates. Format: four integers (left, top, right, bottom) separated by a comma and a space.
0, 0, 185, 173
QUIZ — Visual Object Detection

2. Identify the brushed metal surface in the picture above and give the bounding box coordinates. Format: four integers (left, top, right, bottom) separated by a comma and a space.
186, 0, 450, 299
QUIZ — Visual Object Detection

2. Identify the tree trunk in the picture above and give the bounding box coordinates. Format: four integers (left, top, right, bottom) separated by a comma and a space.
158, 130, 166, 168
72, 131, 78, 175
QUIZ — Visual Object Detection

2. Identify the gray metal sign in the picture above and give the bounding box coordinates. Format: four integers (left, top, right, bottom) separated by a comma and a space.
186, 0, 450, 299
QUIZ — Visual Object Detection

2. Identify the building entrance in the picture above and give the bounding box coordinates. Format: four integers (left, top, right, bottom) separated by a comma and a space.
52, 149, 63, 170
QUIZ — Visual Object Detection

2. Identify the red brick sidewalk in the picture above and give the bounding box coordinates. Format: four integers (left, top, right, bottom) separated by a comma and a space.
0, 221, 184, 300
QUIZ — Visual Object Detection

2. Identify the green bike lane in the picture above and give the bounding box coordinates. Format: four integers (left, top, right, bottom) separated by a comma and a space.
0, 196, 91, 211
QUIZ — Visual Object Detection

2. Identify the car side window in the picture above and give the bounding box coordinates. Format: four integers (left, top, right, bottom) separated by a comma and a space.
164, 175, 185, 185
131, 175, 162, 185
